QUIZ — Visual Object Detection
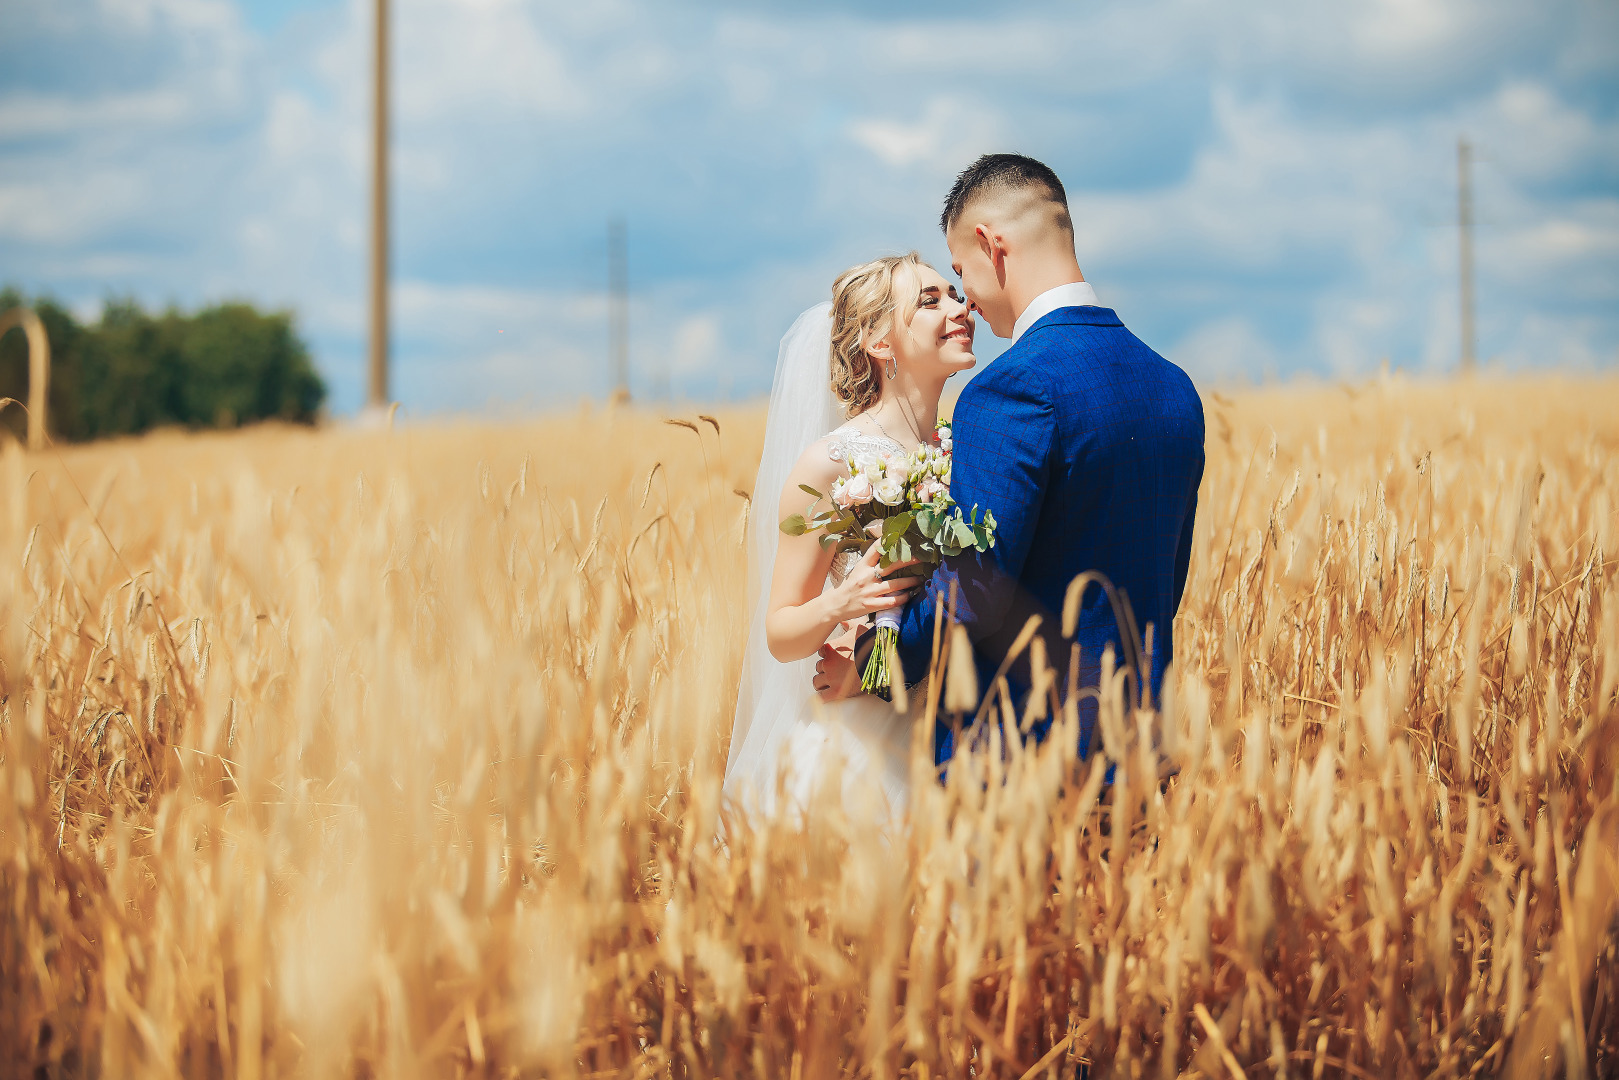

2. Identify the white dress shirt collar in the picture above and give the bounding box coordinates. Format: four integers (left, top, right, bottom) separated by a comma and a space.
1010, 280, 1101, 343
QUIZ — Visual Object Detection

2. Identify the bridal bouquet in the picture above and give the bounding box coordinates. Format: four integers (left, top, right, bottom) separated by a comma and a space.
782, 420, 997, 694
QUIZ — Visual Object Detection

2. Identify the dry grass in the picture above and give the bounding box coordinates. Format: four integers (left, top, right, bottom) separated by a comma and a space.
1, 375, 1616, 1079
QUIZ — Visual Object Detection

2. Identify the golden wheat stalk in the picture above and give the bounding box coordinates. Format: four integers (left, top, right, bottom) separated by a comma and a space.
0, 381, 1614, 1077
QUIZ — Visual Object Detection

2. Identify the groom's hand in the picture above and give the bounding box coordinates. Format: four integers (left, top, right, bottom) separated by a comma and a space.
813, 639, 863, 703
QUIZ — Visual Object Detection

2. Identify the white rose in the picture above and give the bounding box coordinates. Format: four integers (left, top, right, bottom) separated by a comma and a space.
938, 436, 953, 452
844, 473, 873, 504
937, 426, 952, 442
873, 477, 905, 506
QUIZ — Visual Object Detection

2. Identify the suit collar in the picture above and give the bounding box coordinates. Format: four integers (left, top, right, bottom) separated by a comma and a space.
1011, 281, 1100, 340
1021, 306, 1123, 336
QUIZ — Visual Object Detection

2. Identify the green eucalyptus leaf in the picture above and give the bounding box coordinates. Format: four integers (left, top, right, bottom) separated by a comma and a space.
799, 484, 825, 499
882, 512, 914, 542
780, 514, 808, 536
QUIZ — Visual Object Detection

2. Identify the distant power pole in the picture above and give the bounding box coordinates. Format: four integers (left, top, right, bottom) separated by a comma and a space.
367, 0, 391, 409
608, 217, 629, 402
1457, 137, 1476, 375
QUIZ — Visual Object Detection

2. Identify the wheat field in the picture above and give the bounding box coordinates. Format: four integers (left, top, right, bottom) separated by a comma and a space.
1, 375, 1616, 1078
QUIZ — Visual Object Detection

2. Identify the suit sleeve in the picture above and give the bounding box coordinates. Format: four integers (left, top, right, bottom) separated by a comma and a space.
895, 369, 1055, 678
1170, 404, 1205, 618
1171, 490, 1196, 615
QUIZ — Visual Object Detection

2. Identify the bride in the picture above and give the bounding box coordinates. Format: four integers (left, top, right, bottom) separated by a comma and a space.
725, 252, 977, 825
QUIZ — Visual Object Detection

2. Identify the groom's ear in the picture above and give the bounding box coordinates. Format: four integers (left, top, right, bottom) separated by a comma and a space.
975, 224, 1006, 273
976, 224, 1008, 286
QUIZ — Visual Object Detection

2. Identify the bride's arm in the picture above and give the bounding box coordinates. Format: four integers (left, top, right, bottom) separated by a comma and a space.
764, 448, 922, 663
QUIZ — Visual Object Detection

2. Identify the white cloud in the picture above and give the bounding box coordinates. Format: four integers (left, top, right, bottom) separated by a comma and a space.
670, 314, 720, 375
0, 171, 155, 245
0, 89, 195, 137
1314, 298, 1407, 378
849, 98, 1008, 175
395, 280, 599, 343
393, 0, 585, 123
0, 0, 1613, 416
1350, 0, 1461, 56
1170, 317, 1278, 388
99, 0, 239, 33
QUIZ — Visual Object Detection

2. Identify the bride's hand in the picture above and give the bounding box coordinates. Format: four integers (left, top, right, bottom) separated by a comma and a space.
826, 539, 923, 624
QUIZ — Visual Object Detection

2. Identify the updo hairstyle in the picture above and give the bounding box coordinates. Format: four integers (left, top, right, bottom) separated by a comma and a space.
828, 251, 924, 417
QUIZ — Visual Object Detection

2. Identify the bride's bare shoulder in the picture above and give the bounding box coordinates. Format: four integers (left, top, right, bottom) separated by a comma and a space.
779, 431, 851, 503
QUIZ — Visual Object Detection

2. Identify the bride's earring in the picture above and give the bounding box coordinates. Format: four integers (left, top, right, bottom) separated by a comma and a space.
885, 354, 897, 380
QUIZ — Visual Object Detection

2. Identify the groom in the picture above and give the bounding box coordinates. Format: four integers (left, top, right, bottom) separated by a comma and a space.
824, 153, 1205, 766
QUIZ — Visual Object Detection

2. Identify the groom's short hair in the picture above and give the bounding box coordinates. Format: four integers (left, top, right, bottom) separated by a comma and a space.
940, 154, 1072, 236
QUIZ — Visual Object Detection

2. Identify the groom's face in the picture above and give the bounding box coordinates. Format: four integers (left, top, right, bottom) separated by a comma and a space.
946, 220, 1015, 339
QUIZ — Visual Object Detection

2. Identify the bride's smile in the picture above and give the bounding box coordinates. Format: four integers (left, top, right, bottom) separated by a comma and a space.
898, 268, 977, 378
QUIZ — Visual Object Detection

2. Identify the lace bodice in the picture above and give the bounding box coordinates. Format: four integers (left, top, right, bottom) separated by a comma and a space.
823, 425, 906, 587
826, 425, 905, 469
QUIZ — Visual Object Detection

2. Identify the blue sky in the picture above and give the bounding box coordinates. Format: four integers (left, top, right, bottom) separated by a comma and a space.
1, 0, 1615, 414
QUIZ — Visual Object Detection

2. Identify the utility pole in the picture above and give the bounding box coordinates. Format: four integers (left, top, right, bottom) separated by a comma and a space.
367, 0, 391, 409
1457, 137, 1476, 375
608, 217, 629, 402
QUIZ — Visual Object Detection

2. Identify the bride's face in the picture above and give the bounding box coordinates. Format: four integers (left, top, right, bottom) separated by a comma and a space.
888, 263, 976, 379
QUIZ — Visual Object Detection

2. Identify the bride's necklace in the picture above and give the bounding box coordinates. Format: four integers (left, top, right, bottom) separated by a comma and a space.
868, 401, 923, 449
866, 409, 910, 449
894, 396, 926, 444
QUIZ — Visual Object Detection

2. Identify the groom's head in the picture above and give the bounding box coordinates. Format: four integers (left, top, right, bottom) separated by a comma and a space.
941, 154, 1080, 339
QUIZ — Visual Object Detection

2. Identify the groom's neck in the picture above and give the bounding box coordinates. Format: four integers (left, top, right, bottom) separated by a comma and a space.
1007, 251, 1087, 329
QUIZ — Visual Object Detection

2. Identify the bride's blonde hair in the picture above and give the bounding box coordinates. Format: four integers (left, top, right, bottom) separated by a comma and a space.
828, 251, 925, 417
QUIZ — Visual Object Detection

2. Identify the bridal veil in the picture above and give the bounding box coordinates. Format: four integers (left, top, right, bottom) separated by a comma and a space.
724, 302, 844, 804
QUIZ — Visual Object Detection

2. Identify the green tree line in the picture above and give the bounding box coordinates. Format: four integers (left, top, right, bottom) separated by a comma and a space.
0, 288, 326, 443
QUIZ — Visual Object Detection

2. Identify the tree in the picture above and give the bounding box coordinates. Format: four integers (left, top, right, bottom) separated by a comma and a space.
0, 290, 326, 443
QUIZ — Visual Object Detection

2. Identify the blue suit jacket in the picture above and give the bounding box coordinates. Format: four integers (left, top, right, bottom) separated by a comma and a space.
895, 305, 1204, 764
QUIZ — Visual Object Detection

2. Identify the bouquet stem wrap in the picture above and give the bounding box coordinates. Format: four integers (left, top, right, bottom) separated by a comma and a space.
862, 609, 902, 694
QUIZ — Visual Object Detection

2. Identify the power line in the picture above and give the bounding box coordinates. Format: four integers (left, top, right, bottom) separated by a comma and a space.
608, 216, 629, 402
367, 0, 391, 408
1458, 137, 1476, 375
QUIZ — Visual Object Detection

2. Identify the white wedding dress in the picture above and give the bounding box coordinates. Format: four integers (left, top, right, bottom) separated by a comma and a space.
724, 303, 915, 828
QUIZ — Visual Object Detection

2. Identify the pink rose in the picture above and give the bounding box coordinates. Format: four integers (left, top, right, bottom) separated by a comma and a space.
844, 473, 873, 505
